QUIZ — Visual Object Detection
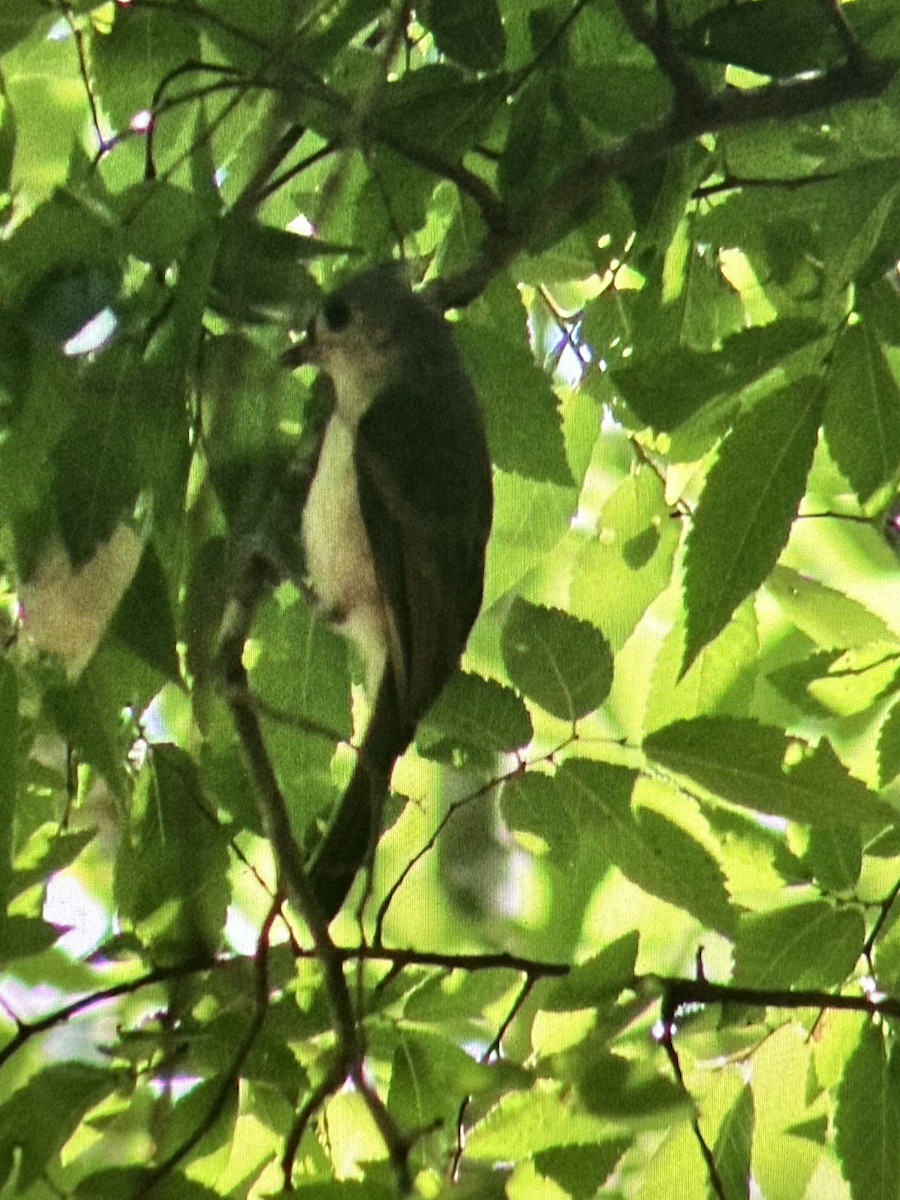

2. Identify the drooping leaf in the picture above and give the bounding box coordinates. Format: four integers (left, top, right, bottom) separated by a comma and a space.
534, 1141, 628, 1200
825, 321, 900, 503
713, 1085, 754, 1200
458, 304, 573, 485
682, 0, 843, 75
878, 698, 900, 786
114, 743, 230, 960
835, 1025, 900, 1200
682, 378, 824, 673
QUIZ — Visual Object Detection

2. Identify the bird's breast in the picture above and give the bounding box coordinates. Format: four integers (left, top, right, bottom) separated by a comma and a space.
301, 414, 387, 693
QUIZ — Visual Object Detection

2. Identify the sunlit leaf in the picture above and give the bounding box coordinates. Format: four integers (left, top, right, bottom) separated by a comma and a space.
682, 379, 824, 673
560, 760, 735, 933
732, 902, 864, 988
645, 716, 894, 825
502, 599, 613, 721
835, 1025, 900, 1200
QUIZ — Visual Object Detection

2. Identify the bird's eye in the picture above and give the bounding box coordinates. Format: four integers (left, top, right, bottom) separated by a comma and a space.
322, 297, 352, 332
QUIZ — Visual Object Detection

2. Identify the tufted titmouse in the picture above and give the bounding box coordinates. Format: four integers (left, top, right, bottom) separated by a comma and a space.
285, 267, 493, 920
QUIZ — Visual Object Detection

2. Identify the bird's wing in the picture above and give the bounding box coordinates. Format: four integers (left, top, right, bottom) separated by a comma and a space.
354, 379, 492, 729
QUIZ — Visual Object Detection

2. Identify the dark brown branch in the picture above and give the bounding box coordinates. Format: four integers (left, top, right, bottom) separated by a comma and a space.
0, 960, 215, 1070
306, 944, 571, 977
65, 6, 108, 153
219, 550, 411, 1190
509, 0, 594, 96
657, 1021, 729, 1200
429, 56, 898, 311
281, 1064, 347, 1191
140, 902, 280, 1194
614, 0, 707, 111
659, 975, 900, 1020
819, 0, 873, 72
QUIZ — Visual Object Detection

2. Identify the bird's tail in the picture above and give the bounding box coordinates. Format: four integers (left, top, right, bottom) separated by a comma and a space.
307, 672, 414, 921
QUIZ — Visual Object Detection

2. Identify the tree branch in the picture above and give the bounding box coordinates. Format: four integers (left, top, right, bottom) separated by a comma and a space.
429, 56, 898, 310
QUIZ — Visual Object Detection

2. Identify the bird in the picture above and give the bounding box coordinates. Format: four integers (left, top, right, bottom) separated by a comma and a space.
284, 266, 493, 921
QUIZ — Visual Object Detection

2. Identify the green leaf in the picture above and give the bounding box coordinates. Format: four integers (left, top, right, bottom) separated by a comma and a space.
418, 670, 533, 762
386, 1027, 498, 1130
21, 266, 118, 344
560, 760, 735, 934
835, 1025, 900, 1200
502, 599, 613, 721
534, 1142, 628, 1199
545, 931, 639, 1010
498, 74, 583, 211
424, 0, 506, 70
733, 902, 864, 988
10, 824, 94, 895
570, 469, 680, 651
806, 646, 900, 719
3, 39, 92, 203
120, 181, 213, 267
0, 913, 65, 964
569, 1042, 687, 1123
683, 0, 843, 75
89, 3, 201, 130
824, 322, 900, 503
459, 307, 572, 485
0, 659, 16, 911
42, 656, 134, 786
644, 717, 895, 825
713, 1085, 754, 1200
2, 189, 122, 301
0, 1063, 118, 1190
610, 320, 825, 431
803, 825, 861, 892
767, 651, 843, 719
878, 698, 900, 786
110, 542, 180, 682
466, 1090, 611, 1160
569, 66, 670, 138
766, 564, 899, 650
156, 1077, 238, 1162
0, 2, 42, 56
374, 65, 507, 160
114, 744, 230, 960
501, 769, 580, 866
74, 1168, 224, 1200
211, 213, 321, 323
644, 599, 759, 734
682, 379, 824, 673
